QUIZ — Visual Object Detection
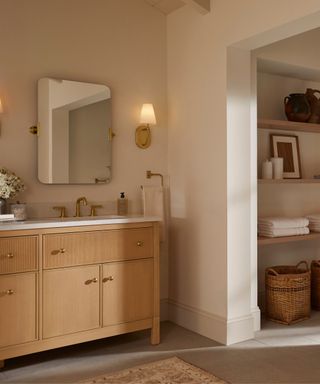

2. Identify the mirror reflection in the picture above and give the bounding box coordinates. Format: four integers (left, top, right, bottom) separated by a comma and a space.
38, 78, 112, 184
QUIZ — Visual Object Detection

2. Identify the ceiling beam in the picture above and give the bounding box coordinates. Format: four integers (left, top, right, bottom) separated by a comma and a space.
182, 0, 210, 14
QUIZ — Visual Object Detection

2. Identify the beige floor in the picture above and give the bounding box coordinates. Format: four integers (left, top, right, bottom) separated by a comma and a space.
2, 315, 320, 384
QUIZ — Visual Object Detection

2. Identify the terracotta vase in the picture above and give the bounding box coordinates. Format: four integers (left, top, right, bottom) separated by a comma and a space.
305, 88, 320, 124
284, 93, 311, 122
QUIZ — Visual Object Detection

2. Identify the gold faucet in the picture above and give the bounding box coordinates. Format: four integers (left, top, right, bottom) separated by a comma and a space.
75, 197, 88, 217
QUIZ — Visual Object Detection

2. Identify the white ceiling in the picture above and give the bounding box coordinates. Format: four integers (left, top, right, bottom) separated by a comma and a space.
144, 0, 210, 15
144, 0, 185, 15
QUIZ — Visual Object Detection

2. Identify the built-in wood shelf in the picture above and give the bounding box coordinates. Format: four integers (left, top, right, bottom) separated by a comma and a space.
258, 118, 320, 134
258, 232, 320, 246
258, 179, 320, 184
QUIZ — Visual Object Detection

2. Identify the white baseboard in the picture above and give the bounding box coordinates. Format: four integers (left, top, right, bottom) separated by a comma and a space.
168, 299, 226, 344
226, 314, 254, 345
251, 306, 261, 332
168, 299, 255, 345
160, 298, 169, 321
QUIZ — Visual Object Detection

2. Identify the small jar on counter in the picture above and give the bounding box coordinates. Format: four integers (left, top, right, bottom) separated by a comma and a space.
10, 203, 27, 221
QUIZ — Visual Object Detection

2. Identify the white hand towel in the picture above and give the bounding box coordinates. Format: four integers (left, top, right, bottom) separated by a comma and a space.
259, 227, 309, 238
142, 185, 166, 242
307, 215, 320, 225
258, 217, 309, 229
309, 224, 320, 232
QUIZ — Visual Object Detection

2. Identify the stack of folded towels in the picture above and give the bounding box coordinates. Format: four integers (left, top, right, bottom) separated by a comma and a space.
307, 215, 320, 232
258, 217, 309, 238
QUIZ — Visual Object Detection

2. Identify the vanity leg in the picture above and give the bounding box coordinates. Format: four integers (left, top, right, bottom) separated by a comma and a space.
0, 360, 4, 369
151, 317, 160, 345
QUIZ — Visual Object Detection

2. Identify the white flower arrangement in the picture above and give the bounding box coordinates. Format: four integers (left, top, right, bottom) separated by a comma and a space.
0, 168, 25, 199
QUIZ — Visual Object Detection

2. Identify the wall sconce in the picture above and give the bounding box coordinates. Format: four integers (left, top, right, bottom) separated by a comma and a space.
135, 103, 156, 149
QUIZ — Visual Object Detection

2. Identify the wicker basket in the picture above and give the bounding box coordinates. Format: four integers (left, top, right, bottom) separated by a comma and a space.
265, 261, 310, 325
311, 260, 320, 310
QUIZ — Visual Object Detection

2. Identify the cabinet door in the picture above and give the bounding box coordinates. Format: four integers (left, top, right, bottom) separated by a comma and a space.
43, 265, 100, 338
103, 259, 153, 327
0, 273, 37, 348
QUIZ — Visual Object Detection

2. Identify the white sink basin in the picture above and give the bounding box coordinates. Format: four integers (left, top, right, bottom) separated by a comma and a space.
0, 215, 160, 231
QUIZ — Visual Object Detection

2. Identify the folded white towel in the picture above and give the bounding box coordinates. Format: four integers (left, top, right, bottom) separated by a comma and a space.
0, 214, 15, 221
259, 227, 309, 238
258, 217, 309, 229
141, 185, 166, 242
309, 224, 320, 232
307, 215, 320, 221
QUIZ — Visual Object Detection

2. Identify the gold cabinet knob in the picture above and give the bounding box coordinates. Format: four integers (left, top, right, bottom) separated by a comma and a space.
136, 241, 144, 247
85, 277, 98, 285
6, 289, 14, 295
6, 253, 14, 259
51, 248, 66, 255
102, 276, 114, 283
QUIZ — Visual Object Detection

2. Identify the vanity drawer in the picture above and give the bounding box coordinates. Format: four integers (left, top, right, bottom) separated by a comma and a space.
0, 236, 38, 274
43, 227, 153, 269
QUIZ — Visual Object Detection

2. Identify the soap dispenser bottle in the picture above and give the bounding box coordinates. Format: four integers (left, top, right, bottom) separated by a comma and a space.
117, 192, 128, 215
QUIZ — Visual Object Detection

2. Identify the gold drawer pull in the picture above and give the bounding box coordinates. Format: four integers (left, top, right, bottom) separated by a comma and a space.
85, 277, 98, 285
136, 241, 144, 247
6, 253, 14, 259
6, 289, 14, 295
103, 276, 114, 283
51, 248, 66, 255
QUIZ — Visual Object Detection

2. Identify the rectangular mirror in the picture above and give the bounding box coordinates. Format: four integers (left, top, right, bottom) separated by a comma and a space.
37, 78, 112, 184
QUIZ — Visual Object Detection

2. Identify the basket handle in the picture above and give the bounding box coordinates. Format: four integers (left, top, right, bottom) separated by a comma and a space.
267, 268, 279, 276
296, 260, 309, 271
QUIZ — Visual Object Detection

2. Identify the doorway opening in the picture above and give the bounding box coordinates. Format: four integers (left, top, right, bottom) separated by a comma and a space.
227, 12, 320, 344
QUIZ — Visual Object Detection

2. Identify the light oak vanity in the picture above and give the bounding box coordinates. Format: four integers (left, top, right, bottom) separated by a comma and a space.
0, 217, 160, 368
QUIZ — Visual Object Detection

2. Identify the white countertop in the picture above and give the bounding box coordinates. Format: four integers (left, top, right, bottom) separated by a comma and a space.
0, 215, 160, 231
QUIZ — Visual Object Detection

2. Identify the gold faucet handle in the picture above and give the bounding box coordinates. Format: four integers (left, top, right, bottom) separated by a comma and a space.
90, 205, 103, 217
53, 206, 66, 218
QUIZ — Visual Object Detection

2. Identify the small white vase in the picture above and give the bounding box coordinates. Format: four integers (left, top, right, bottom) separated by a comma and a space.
271, 157, 284, 179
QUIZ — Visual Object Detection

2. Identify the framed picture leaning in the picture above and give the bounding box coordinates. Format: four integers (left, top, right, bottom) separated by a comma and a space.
270, 134, 301, 179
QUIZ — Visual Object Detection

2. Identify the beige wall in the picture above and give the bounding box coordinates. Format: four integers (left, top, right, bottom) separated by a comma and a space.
0, 0, 168, 300
0, 0, 167, 214
167, 0, 320, 344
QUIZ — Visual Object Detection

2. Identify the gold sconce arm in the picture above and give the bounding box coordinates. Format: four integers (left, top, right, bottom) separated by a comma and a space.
108, 128, 116, 141
29, 125, 38, 135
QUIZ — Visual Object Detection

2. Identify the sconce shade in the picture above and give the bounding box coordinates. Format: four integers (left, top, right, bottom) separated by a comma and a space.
139, 103, 156, 125
0, 99, 3, 114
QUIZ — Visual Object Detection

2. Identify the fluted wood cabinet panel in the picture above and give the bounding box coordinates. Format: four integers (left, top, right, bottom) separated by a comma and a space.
103, 259, 153, 327
43, 265, 100, 338
0, 236, 38, 274
0, 221, 159, 364
43, 228, 153, 269
0, 273, 37, 347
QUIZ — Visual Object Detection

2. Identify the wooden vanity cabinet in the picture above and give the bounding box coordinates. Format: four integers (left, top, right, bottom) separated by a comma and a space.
0, 272, 37, 348
0, 235, 38, 350
0, 221, 160, 367
102, 259, 154, 327
43, 265, 100, 338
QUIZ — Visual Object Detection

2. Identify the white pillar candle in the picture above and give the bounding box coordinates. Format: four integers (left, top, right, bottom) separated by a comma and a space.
271, 157, 284, 179
262, 160, 273, 179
